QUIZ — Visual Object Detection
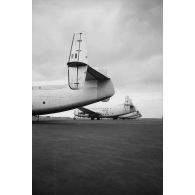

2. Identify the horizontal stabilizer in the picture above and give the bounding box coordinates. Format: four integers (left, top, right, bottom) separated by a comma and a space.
86, 66, 110, 81
102, 98, 110, 102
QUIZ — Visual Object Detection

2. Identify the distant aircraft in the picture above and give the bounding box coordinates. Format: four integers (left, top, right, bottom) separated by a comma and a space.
32, 32, 115, 117
74, 96, 138, 120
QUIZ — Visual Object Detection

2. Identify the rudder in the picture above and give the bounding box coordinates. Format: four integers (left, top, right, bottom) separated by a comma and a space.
67, 32, 88, 90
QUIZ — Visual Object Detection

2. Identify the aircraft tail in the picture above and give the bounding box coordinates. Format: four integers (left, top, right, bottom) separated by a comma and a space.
67, 32, 110, 89
68, 32, 88, 64
67, 32, 88, 89
124, 96, 133, 105
131, 105, 136, 112
123, 96, 130, 111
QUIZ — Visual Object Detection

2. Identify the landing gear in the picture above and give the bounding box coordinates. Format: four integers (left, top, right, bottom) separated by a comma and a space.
97, 117, 100, 120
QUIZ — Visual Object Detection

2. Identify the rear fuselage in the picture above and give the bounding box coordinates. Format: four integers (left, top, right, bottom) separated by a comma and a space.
32, 80, 114, 115
75, 104, 131, 119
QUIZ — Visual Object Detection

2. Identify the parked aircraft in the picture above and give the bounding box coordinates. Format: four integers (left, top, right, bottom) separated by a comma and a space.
74, 96, 137, 120
32, 32, 115, 117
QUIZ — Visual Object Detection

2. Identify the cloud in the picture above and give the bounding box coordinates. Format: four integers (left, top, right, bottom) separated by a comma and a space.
32, 0, 163, 117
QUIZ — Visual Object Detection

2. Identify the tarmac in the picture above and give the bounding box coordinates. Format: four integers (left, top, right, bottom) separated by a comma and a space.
32, 119, 163, 195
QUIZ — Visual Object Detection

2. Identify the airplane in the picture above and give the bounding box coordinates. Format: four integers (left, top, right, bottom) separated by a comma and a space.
32, 32, 115, 118
118, 109, 142, 120
73, 96, 138, 120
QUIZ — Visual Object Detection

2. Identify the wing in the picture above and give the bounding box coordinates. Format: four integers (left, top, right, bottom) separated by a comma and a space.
78, 107, 101, 117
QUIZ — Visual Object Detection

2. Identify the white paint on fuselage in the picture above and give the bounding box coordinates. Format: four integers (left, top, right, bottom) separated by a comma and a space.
32, 79, 114, 115
77, 104, 130, 118
94, 104, 130, 118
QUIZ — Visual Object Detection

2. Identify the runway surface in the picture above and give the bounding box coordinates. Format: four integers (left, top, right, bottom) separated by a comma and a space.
33, 119, 163, 195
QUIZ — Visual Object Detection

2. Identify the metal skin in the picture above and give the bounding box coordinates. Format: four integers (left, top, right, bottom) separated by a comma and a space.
74, 96, 137, 120
32, 32, 115, 116
74, 105, 131, 119
32, 79, 114, 115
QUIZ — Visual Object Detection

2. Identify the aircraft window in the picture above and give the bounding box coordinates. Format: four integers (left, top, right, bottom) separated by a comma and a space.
43, 101, 46, 104
75, 53, 77, 58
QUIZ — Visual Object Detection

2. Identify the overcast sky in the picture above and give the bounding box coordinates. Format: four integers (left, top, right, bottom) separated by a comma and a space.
32, 0, 163, 118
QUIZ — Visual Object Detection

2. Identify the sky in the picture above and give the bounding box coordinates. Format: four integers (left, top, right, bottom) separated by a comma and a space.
32, 0, 163, 118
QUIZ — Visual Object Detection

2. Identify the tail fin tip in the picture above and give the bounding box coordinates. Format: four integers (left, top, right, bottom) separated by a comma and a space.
68, 32, 88, 65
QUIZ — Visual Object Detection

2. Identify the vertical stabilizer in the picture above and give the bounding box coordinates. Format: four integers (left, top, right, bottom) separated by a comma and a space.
67, 32, 88, 90
124, 96, 132, 105
124, 96, 132, 111
68, 32, 88, 64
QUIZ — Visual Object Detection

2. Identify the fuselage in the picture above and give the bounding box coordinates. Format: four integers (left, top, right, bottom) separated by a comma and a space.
32, 32, 115, 116
32, 79, 114, 115
75, 104, 131, 119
